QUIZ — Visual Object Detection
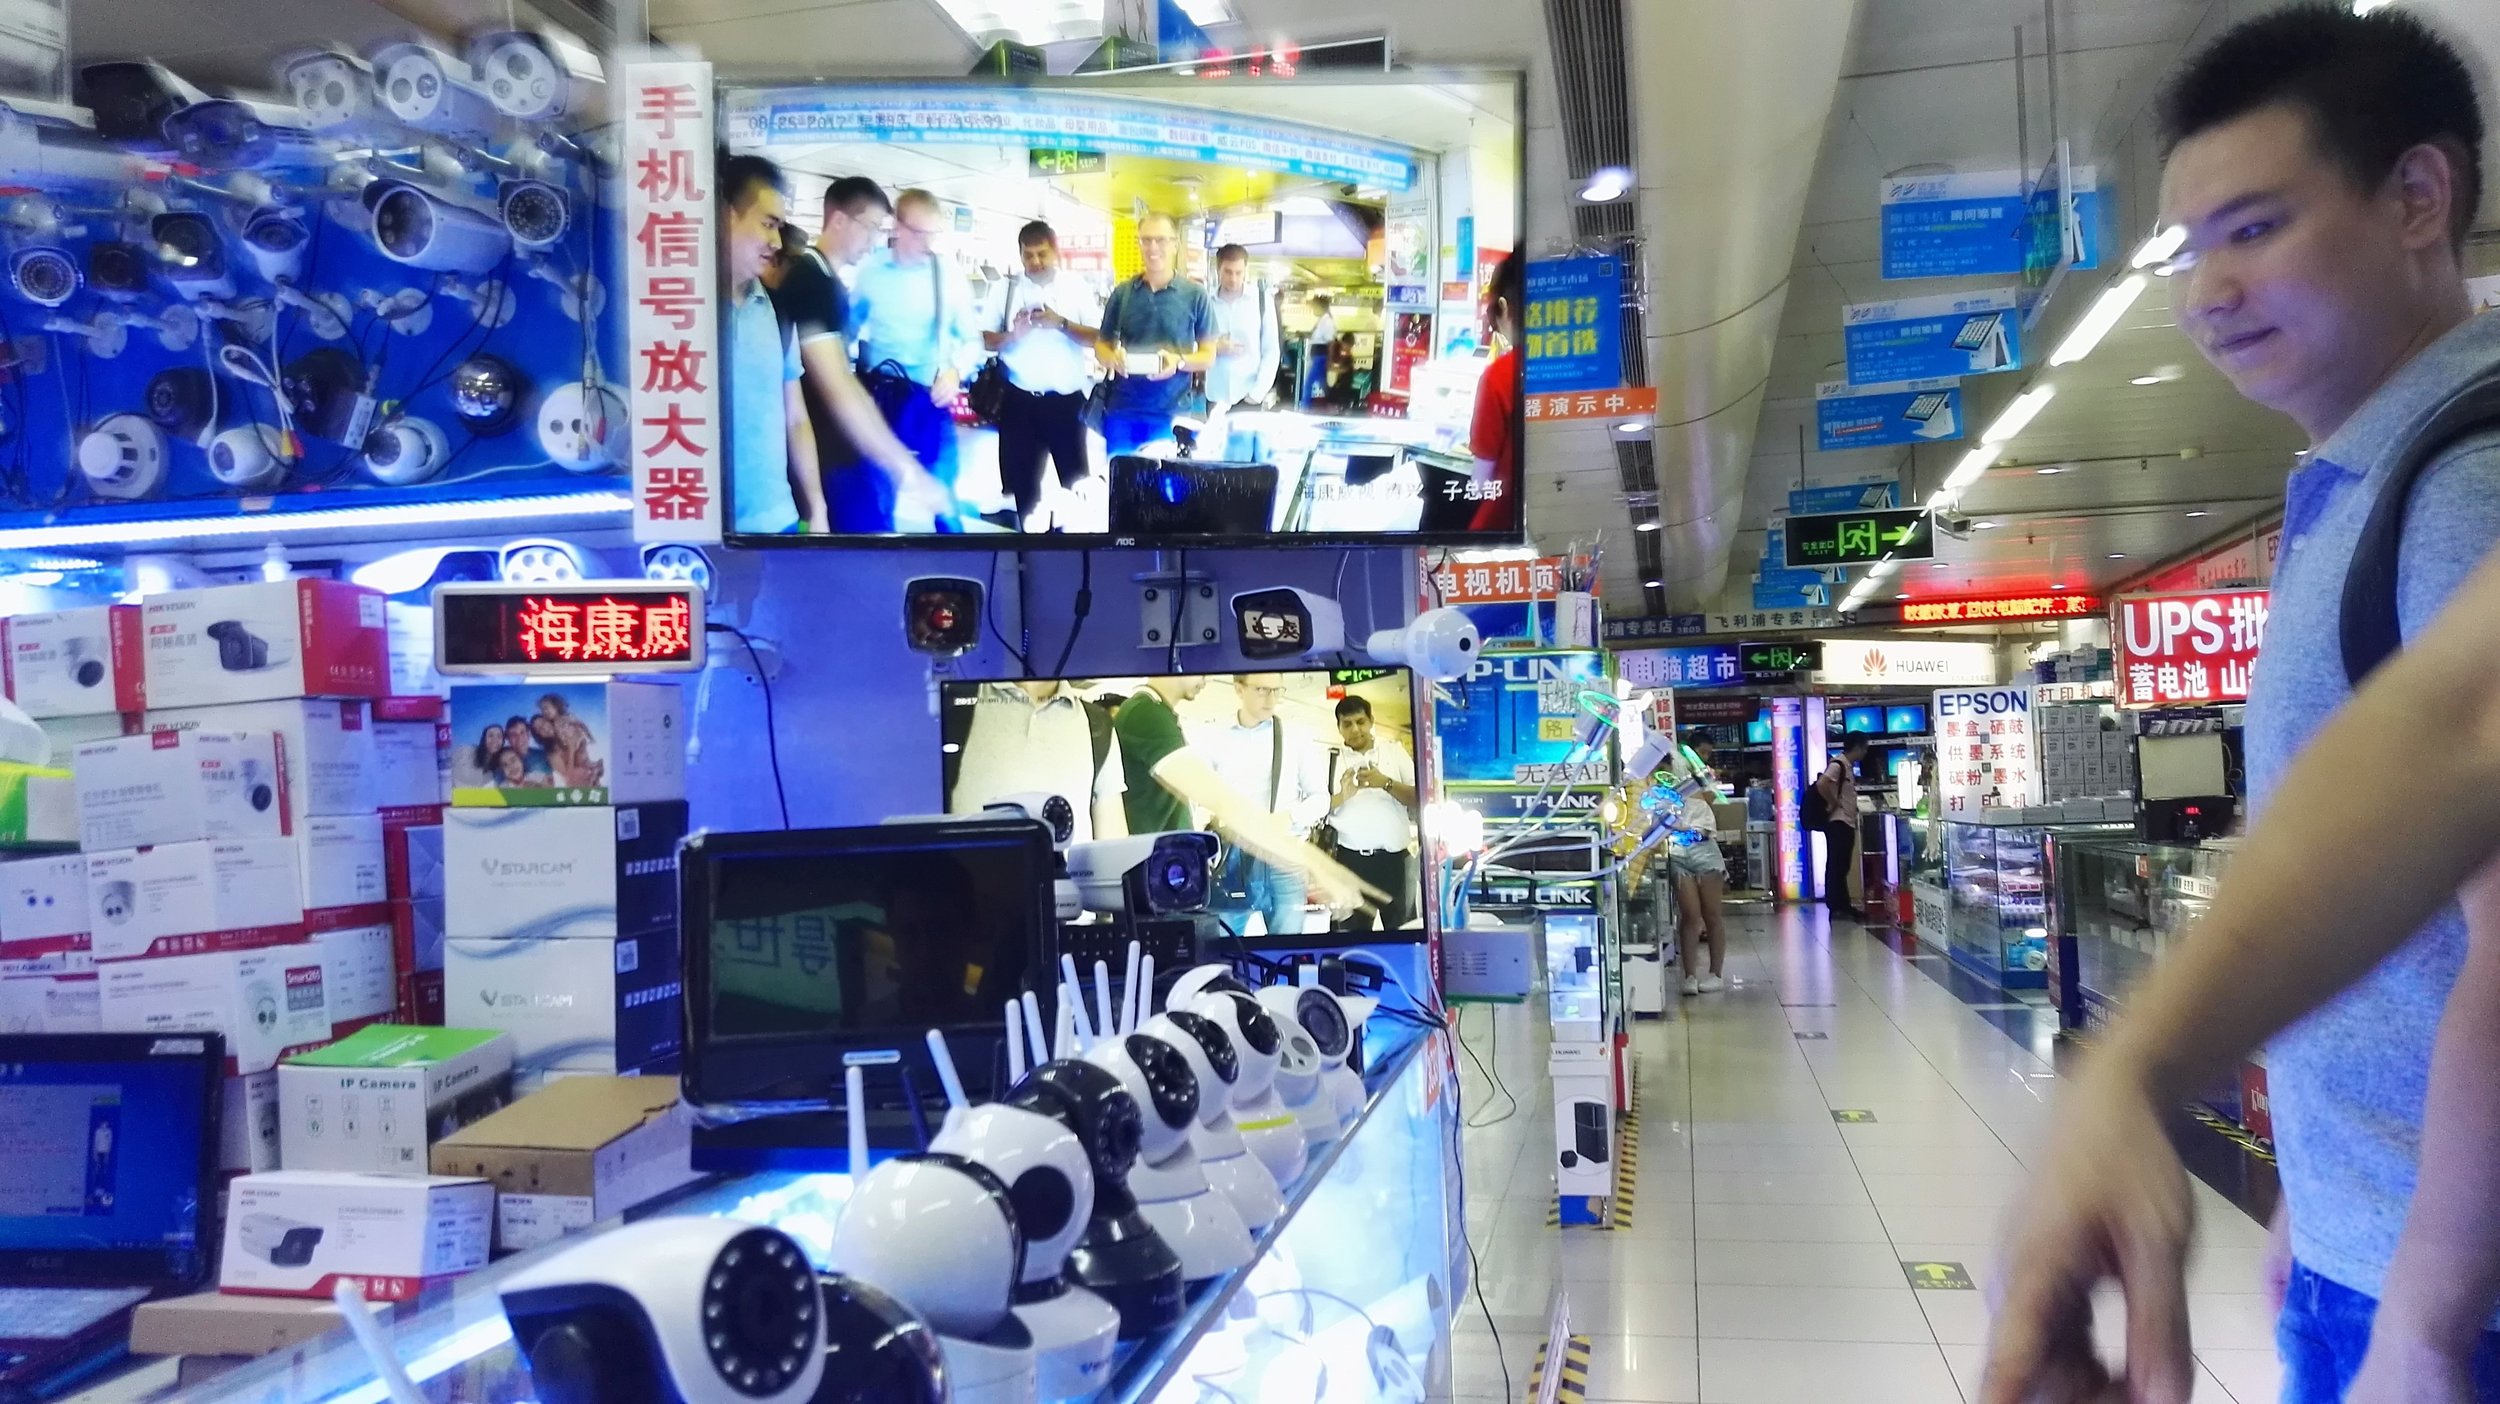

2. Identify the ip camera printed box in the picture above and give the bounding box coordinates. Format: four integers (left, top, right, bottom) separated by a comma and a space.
312, 920, 396, 1037
98, 944, 330, 1075
443, 802, 686, 941
297, 813, 387, 927
0, 952, 97, 1033
87, 839, 305, 962
429, 1074, 697, 1252
1, 606, 143, 718
142, 580, 389, 710
446, 681, 684, 808
280, 1025, 515, 1175
75, 730, 289, 850
372, 696, 449, 808
217, 1170, 492, 1299
144, 699, 377, 818
0, 853, 89, 957
442, 925, 682, 1078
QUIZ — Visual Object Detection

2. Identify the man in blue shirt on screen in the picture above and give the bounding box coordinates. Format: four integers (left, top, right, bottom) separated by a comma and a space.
847, 188, 977, 488
1095, 214, 1217, 458
718, 153, 823, 535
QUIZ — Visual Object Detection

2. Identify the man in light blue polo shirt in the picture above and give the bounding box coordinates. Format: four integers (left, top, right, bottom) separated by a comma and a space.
718, 154, 822, 534
847, 188, 976, 485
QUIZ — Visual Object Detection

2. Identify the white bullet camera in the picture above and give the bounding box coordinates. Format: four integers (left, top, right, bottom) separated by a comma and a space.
1065, 832, 1216, 916
361, 414, 450, 486
277, 49, 385, 134
467, 28, 604, 126
364, 178, 510, 274
1230, 586, 1344, 662
161, 98, 327, 171
501, 1218, 830, 1404
238, 1211, 323, 1266
367, 40, 501, 143
1365, 606, 1479, 682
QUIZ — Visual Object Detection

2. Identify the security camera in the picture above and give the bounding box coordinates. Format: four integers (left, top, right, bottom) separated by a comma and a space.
985, 792, 1076, 850
497, 538, 588, 584
207, 423, 289, 489
361, 414, 449, 486
239, 207, 309, 283
537, 379, 626, 472
162, 98, 329, 171
150, 212, 234, 301
1230, 587, 1344, 662
1364, 607, 1479, 682
238, 1211, 324, 1267
77, 61, 209, 149
205, 619, 274, 671
499, 178, 569, 250
96, 879, 134, 925
641, 543, 714, 591
367, 41, 501, 143
75, 415, 169, 501
365, 179, 510, 274
60, 636, 107, 689
502, 1219, 830, 1404
1066, 833, 1216, 916
84, 241, 149, 299
277, 50, 384, 134
904, 577, 982, 657
10, 246, 77, 307
1162, 963, 1252, 1009
238, 757, 276, 812
467, 29, 604, 126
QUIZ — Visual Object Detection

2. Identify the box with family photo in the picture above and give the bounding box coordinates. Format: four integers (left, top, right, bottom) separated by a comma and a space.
447, 681, 685, 808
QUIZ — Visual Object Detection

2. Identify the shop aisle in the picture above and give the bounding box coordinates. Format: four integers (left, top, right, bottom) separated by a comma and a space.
1446, 906, 2283, 1404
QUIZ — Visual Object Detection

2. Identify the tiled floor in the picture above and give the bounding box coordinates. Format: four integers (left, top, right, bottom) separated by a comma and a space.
1446, 904, 2283, 1404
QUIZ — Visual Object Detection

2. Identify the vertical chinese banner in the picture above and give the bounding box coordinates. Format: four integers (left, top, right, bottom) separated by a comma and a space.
625, 61, 724, 545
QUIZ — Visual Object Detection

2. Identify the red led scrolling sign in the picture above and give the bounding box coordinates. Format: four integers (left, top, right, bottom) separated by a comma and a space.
431, 582, 708, 676
1899, 593, 2102, 625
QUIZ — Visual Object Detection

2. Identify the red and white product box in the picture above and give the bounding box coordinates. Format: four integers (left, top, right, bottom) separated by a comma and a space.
140, 580, 389, 709
0, 853, 90, 958
298, 813, 387, 929
222, 1070, 280, 1173
0, 951, 98, 1032
313, 921, 395, 1038
218, 1171, 490, 1300
98, 945, 330, 1075
75, 729, 290, 850
2241, 1056, 2273, 1143
1, 606, 143, 718
371, 697, 448, 808
395, 969, 444, 1026
146, 699, 376, 818
87, 839, 305, 962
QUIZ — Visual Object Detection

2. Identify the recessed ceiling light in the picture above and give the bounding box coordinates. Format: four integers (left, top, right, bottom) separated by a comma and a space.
1579, 166, 1634, 202
1895, 592, 1910, 600
1930, 561, 1948, 569
1635, 520, 1660, 532
2130, 375, 2163, 387
1972, 520, 1999, 530
1643, 579, 1663, 588
1615, 420, 1647, 433
2052, 583, 2068, 590
2108, 552, 2126, 560
2186, 510, 2208, 519
2037, 466, 2065, 476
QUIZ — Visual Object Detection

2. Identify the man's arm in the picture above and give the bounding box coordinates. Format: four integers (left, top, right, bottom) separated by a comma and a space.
1092, 730, 1131, 842
1147, 749, 1387, 910
784, 380, 827, 532
1376, 744, 1418, 807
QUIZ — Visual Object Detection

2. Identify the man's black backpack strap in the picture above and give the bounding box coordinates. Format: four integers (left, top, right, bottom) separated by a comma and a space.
2339, 374, 2500, 689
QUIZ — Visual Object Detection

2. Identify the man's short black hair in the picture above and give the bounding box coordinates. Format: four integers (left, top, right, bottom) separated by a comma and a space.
2159, 4, 2484, 248
1486, 251, 1524, 309
718, 152, 784, 210
822, 176, 891, 220
1216, 242, 1250, 265
1840, 731, 1871, 755
1019, 220, 1057, 249
1335, 696, 1373, 722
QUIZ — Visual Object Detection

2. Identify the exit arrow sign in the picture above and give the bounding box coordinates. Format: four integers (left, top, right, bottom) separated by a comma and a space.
1783, 509, 1937, 568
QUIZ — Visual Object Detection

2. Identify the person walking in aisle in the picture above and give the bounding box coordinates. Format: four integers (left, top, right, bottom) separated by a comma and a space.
848, 188, 976, 487
1981, 10, 2500, 1404
1323, 695, 1417, 933
1095, 214, 1217, 457
1812, 732, 1867, 922
983, 221, 1101, 525
1201, 243, 1279, 460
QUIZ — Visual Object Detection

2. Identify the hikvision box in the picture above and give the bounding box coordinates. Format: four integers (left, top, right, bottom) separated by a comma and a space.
443, 925, 682, 1078
372, 696, 448, 808
442, 803, 686, 940
222, 1069, 280, 1173
1, 606, 143, 718
87, 839, 305, 962
312, 920, 396, 1037
280, 1024, 515, 1174
144, 699, 377, 818
75, 729, 288, 850
0, 951, 96, 1032
297, 812, 387, 924
0, 852, 88, 957
217, 1170, 491, 1299
97, 944, 330, 1075
141, 580, 389, 708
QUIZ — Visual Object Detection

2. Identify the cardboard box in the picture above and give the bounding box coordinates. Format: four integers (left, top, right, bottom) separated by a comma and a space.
88, 840, 305, 962
98, 945, 330, 1075
395, 969, 444, 1026
0, 952, 97, 1032
130, 1291, 345, 1358
222, 1070, 280, 1173
443, 803, 686, 940
141, 580, 389, 709
372, 697, 447, 809
447, 681, 684, 808
281, 1025, 515, 1174
2, 606, 143, 718
145, 699, 377, 819
297, 813, 387, 924
390, 896, 444, 976
217, 1170, 491, 1299
0, 852, 88, 957
0, 762, 76, 849
312, 921, 396, 1036
430, 1074, 698, 1252
443, 926, 681, 1078
75, 730, 289, 850
384, 820, 444, 903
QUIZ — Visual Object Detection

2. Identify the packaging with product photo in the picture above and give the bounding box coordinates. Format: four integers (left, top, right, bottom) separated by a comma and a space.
1, 605, 143, 718
222, 1069, 281, 1173
87, 839, 305, 961
75, 729, 289, 850
446, 681, 684, 808
98, 944, 330, 1075
144, 699, 376, 818
430, 1074, 697, 1252
280, 1024, 515, 1174
371, 696, 448, 808
297, 812, 387, 925
312, 920, 396, 1036
0, 852, 89, 957
443, 802, 686, 940
442, 924, 682, 1077
217, 1170, 492, 1299
142, 580, 390, 709
0, 951, 97, 1032
40, 712, 138, 759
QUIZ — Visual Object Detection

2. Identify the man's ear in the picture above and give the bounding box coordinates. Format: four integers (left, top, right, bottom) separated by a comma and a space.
2389, 138, 2468, 254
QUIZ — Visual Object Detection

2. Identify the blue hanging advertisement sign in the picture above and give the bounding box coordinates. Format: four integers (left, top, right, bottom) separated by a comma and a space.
1435, 651, 1611, 786
1877, 171, 2028, 280
1521, 256, 1622, 394
1787, 480, 1901, 517
1814, 379, 1964, 452
1756, 527, 1835, 611
1843, 287, 2024, 385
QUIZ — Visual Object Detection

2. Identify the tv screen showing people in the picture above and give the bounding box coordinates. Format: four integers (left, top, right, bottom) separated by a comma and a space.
716, 73, 1524, 545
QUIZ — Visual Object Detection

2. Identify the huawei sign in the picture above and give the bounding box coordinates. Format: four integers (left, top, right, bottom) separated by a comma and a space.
1812, 637, 2000, 687
1862, 648, 1887, 677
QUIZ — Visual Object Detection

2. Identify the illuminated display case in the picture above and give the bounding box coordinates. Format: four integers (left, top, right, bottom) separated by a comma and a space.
2049, 833, 2238, 1032
1940, 818, 2129, 989
153, 1029, 1464, 1404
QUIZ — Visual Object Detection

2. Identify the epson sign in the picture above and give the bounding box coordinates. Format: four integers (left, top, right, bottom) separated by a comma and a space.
1934, 687, 2030, 718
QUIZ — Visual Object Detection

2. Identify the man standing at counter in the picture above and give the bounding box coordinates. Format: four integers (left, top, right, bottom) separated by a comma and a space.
1096, 214, 1216, 457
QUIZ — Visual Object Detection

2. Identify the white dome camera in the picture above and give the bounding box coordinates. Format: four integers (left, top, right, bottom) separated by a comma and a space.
59, 636, 107, 690
1229, 586, 1345, 662
500, 1218, 829, 1404
1065, 832, 1215, 916
207, 423, 289, 489
361, 414, 449, 485
1365, 606, 1480, 682
76, 415, 169, 501
239, 208, 309, 284
364, 179, 510, 274
537, 379, 628, 472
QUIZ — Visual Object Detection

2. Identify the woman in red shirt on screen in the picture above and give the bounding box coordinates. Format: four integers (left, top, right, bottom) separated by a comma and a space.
1466, 254, 1524, 534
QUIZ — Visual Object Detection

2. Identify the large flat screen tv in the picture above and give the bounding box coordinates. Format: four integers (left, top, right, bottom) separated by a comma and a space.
718, 72, 1525, 547
938, 668, 1423, 940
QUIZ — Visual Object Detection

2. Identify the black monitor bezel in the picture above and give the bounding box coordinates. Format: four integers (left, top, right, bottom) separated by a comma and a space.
0, 1032, 223, 1289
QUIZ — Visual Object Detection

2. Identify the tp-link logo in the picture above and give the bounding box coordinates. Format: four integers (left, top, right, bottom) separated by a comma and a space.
482, 858, 576, 879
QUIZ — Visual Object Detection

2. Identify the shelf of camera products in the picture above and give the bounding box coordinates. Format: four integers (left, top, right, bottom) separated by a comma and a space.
161, 1021, 1466, 1404
3, 40, 627, 537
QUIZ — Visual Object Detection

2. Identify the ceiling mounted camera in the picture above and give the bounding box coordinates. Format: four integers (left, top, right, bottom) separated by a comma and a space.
151, 212, 235, 301
450, 354, 526, 434
161, 97, 329, 172
361, 414, 448, 486
280, 346, 369, 443
1230, 586, 1345, 662
146, 367, 215, 439
1365, 606, 1480, 682
537, 379, 626, 472
498, 178, 568, 250
208, 422, 290, 489
85, 241, 149, 299
76, 414, 169, 500
498, 539, 589, 584
365, 179, 510, 274
467, 29, 604, 127
10, 246, 78, 307
367, 41, 501, 144
641, 544, 714, 592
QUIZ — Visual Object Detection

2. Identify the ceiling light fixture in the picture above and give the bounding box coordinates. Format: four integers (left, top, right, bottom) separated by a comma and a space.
1895, 592, 1910, 600
1634, 520, 1660, 533
1982, 385, 2058, 443
1972, 520, 1999, 530
2130, 225, 2187, 270
2130, 375, 2164, 387
2037, 466, 2066, 476
1930, 561, 1948, 569
2049, 274, 2149, 365
1643, 579, 1663, 588
2186, 510, 2209, 519
1925, 487, 1958, 511
2108, 552, 2127, 560
2352, 0, 2398, 13
1869, 556, 1900, 581
1614, 420, 1647, 433
2052, 583, 2068, 590
1579, 166, 1633, 202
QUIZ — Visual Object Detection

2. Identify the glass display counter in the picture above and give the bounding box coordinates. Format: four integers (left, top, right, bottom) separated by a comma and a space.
1940, 819, 2132, 989
151, 1027, 1463, 1404
2050, 832, 2238, 1032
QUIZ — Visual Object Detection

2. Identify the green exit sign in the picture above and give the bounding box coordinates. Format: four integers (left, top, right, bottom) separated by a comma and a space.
1029, 147, 1108, 177
1740, 641, 1823, 677
1783, 509, 1935, 568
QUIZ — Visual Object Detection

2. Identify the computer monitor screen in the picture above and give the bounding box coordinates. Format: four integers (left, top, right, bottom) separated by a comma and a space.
1885, 704, 1928, 735
1745, 714, 1772, 745
718, 71, 1526, 546
0, 1034, 221, 1285
1842, 705, 1884, 735
2138, 733, 2226, 801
